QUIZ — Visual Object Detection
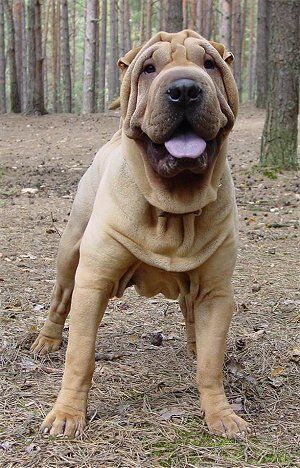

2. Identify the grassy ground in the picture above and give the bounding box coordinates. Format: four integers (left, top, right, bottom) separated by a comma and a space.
0, 106, 299, 467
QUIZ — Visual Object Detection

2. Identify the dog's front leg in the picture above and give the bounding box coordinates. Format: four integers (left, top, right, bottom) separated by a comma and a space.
194, 286, 251, 439
41, 237, 134, 437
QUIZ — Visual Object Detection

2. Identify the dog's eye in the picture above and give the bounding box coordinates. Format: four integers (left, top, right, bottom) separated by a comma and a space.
143, 64, 156, 74
204, 59, 215, 70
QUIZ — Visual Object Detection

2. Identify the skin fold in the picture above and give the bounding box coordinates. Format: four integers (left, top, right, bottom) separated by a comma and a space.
32, 30, 250, 439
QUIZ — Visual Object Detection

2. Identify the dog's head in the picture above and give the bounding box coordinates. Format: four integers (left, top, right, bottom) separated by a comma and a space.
119, 30, 238, 212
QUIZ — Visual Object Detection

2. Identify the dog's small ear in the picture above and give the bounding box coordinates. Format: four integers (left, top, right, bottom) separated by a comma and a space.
118, 45, 143, 71
209, 40, 234, 65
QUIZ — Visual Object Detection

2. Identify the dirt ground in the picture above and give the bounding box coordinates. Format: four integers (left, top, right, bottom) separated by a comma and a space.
0, 106, 299, 467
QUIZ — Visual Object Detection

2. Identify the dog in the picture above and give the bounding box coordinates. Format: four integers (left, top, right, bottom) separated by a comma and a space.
32, 30, 250, 439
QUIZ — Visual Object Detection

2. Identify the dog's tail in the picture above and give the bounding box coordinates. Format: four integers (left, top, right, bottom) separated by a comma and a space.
108, 97, 121, 110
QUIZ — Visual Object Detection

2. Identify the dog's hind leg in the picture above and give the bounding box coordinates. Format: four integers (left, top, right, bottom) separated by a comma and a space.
179, 295, 197, 356
31, 167, 98, 355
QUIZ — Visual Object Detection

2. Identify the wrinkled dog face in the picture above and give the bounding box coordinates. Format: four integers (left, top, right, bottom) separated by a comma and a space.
121, 31, 236, 178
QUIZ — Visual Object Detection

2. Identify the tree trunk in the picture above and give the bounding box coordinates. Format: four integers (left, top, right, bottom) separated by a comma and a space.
82, 0, 97, 113
119, 0, 125, 56
240, 0, 248, 99
247, 0, 255, 101
231, 0, 242, 96
189, 0, 196, 30
140, 0, 146, 42
256, 0, 269, 108
33, 0, 46, 114
99, 0, 107, 112
51, 0, 58, 112
146, 0, 152, 40
0, 0, 6, 113
220, 0, 231, 49
56, 0, 62, 112
124, 0, 131, 52
3, 0, 21, 112
26, 0, 35, 113
203, 0, 213, 39
13, 0, 24, 110
166, 0, 183, 33
260, 0, 299, 170
61, 0, 72, 112
124, 0, 131, 51
43, 0, 50, 110
195, 0, 201, 34
182, 0, 187, 29
108, 0, 118, 102
71, 0, 76, 103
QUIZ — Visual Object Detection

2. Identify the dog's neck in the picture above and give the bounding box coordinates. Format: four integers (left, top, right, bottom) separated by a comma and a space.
122, 132, 230, 215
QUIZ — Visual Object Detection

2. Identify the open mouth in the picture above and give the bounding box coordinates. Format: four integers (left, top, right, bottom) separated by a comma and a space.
164, 122, 207, 159
144, 122, 218, 178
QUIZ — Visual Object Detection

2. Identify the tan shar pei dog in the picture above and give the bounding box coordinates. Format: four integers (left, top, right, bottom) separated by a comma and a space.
32, 30, 251, 439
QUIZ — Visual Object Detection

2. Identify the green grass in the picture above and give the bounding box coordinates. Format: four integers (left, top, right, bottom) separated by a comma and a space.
145, 417, 295, 467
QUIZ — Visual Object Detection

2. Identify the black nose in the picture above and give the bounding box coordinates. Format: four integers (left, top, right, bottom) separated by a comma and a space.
166, 79, 202, 106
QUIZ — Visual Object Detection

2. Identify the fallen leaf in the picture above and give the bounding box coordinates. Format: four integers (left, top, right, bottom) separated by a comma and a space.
0, 441, 12, 451
160, 407, 185, 421
25, 443, 40, 453
271, 366, 285, 377
33, 304, 45, 312
227, 358, 245, 377
246, 329, 266, 340
290, 347, 300, 363
95, 352, 125, 362
21, 187, 38, 194
268, 376, 284, 388
21, 358, 37, 372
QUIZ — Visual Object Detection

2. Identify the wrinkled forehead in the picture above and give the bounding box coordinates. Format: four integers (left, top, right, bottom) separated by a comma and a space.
150, 37, 207, 68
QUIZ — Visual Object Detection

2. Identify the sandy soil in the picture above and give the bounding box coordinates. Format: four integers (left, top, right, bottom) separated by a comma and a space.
0, 107, 299, 467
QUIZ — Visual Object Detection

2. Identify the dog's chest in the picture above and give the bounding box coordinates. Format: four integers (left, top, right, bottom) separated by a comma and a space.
130, 263, 191, 299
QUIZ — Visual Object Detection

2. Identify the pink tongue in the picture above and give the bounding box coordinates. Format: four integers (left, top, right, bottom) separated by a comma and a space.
165, 131, 207, 159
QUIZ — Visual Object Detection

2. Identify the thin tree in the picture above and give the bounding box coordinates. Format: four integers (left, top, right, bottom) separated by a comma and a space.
182, 0, 188, 29
107, 0, 118, 103
124, 0, 131, 51
119, 0, 125, 56
61, 0, 72, 112
99, 0, 107, 112
247, 0, 255, 101
220, 0, 232, 49
140, 0, 146, 42
256, 0, 269, 108
146, 0, 152, 40
260, 0, 299, 169
43, 0, 51, 110
166, 0, 183, 33
70, 0, 76, 100
82, 0, 97, 113
51, 0, 59, 112
55, 0, 61, 112
196, 0, 201, 34
3, 0, 21, 112
231, 0, 242, 96
26, 0, 35, 113
0, 0, 6, 113
189, 0, 196, 30
203, 0, 213, 39
34, 0, 46, 114
13, 0, 24, 110
20, 0, 27, 110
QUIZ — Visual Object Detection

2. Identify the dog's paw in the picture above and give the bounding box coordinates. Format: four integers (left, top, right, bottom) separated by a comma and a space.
41, 406, 86, 437
31, 334, 62, 355
206, 411, 251, 439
